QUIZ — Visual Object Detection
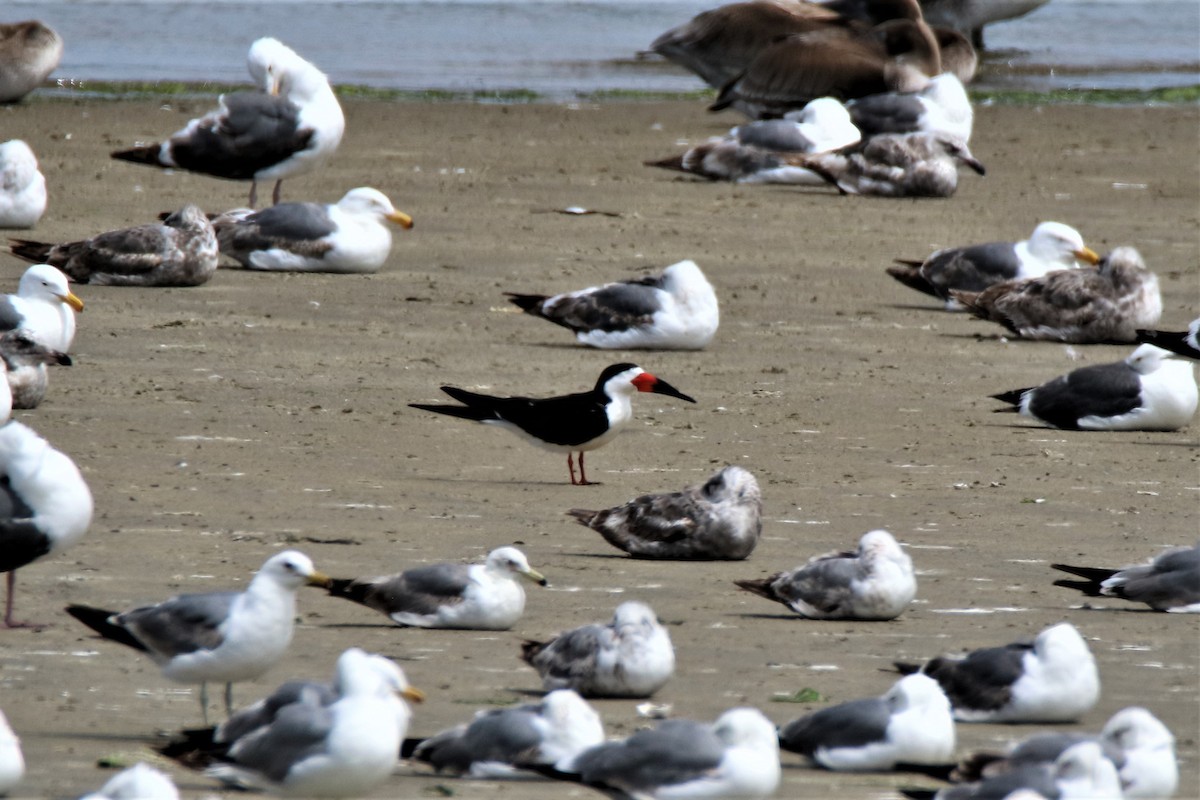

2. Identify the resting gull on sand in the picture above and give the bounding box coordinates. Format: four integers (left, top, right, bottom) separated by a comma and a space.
799, 131, 985, 196
779, 673, 955, 771
0, 21, 62, 103
65, 550, 331, 723
505, 259, 719, 350
111, 38, 344, 207
213, 187, 413, 273
735, 529, 916, 620
1052, 542, 1200, 614
1136, 317, 1200, 359
0, 140, 46, 229
407, 689, 604, 777
990, 344, 1198, 432
952, 246, 1162, 343
887, 221, 1100, 309
900, 741, 1122, 800
847, 73, 974, 140
0, 329, 71, 410
568, 465, 762, 560
894, 621, 1099, 723
324, 546, 546, 630
0, 264, 83, 352
0, 710, 23, 794
522, 600, 675, 698
79, 763, 179, 800
9, 205, 219, 287
0, 419, 93, 629
727, 96, 862, 153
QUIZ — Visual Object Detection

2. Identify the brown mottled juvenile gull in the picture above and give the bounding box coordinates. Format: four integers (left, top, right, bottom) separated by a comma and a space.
0, 141, 46, 229
1053, 543, 1200, 614
888, 221, 1100, 309
0, 21, 62, 103
0, 264, 83, 352
568, 465, 762, 559
9, 205, 218, 287
952, 246, 1162, 342
1136, 317, 1200, 359
0, 330, 71, 410
735, 529, 916, 620
799, 130, 985, 196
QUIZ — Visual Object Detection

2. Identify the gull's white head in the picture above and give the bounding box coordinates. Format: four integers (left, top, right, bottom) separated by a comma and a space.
612, 600, 660, 631
1054, 741, 1123, 796
17, 264, 84, 312
858, 529, 908, 566
485, 546, 547, 586
1125, 343, 1174, 374
711, 707, 779, 751
886, 673, 949, 713
338, 187, 413, 229
789, 97, 860, 151
701, 465, 762, 506
1102, 707, 1175, 752
0, 140, 39, 188
256, 549, 331, 591
1027, 221, 1100, 266
1034, 622, 1091, 664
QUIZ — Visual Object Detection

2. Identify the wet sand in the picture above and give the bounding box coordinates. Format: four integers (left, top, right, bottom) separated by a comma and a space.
0, 97, 1196, 798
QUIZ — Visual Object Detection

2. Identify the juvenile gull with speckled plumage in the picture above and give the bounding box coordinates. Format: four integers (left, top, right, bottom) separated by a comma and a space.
0, 330, 70, 410
799, 130, 985, 196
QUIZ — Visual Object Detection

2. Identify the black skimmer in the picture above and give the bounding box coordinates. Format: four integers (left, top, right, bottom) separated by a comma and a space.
409, 363, 696, 485
951, 246, 1162, 343
798, 131, 985, 197
778, 674, 954, 771
111, 38, 344, 207
0, 264, 83, 353
505, 260, 719, 350
893, 622, 1099, 723
990, 344, 1197, 431
735, 529, 916, 620
213, 187, 413, 273
1136, 317, 1200, 359
0, 21, 62, 103
888, 221, 1099, 309
568, 465, 763, 560
9, 205, 218, 287
65, 551, 331, 723
0, 140, 46, 228
846, 73, 973, 141
1052, 543, 1200, 613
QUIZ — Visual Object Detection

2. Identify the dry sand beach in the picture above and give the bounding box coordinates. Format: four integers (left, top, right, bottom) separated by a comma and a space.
0, 96, 1195, 798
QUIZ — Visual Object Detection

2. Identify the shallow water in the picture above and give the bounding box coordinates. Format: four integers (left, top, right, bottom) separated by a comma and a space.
12, 0, 1200, 97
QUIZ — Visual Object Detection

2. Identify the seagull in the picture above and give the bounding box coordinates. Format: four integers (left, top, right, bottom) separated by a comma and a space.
65, 550, 331, 723
204, 648, 424, 797
900, 741, 1123, 800
778, 673, 955, 771
0, 329, 71, 410
521, 600, 675, 698
894, 622, 1099, 723
887, 221, 1100, 309
1136, 317, 1200, 359
847, 73, 974, 141
0, 264, 84, 352
213, 187, 413, 273
111, 38, 344, 207
1052, 542, 1200, 613
0, 140, 46, 228
408, 689, 604, 777
547, 707, 781, 799
0, 710, 23, 795
504, 260, 719, 350
990, 344, 1198, 432
409, 363, 696, 485
734, 529, 916, 620
9, 205, 219, 287
0, 21, 62, 103
323, 546, 547, 630
798, 131, 985, 197
0, 419, 93, 629
568, 465, 763, 560
729, 97, 862, 153
79, 763, 179, 800
951, 246, 1162, 343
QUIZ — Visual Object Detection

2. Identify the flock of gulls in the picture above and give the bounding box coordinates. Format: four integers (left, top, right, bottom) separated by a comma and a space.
0, 1, 1195, 798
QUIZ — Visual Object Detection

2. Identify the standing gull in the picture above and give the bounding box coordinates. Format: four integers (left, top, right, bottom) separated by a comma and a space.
0, 264, 83, 352
323, 546, 547, 630
798, 131, 985, 197
409, 363, 695, 486
9, 205, 219, 287
894, 622, 1099, 723
778, 673, 955, 771
735, 529, 916, 620
0, 140, 46, 228
522, 600, 675, 698
505, 260, 719, 350
0, 329, 71, 410
1136, 317, 1200, 359
0, 21, 62, 103
568, 465, 763, 560
111, 38, 344, 207
952, 246, 1162, 343
990, 344, 1198, 432
847, 73, 974, 140
213, 187, 413, 273
1052, 542, 1200, 613
65, 550, 331, 722
0, 419, 93, 629
887, 221, 1100, 309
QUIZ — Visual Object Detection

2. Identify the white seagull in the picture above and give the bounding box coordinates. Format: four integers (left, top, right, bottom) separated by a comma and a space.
0, 419, 93, 629
735, 529, 916, 620
0, 264, 83, 352
0, 140, 46, 229
0, 710, 24, 795
900, 741, 1123, 800
213, 187, 413, 273
894, 622, 1100, 723
729, 96, 862, 153
522, 600, 675, 698
65, 550, 331, 723
778, 673, 955, 771
0, 329, 71, 410
1136, 317, 1200, 359
409, 689, 604, 777
324, 546, 547, 630
505, 260, 719, 350
111, 38, 344, 207
568, 465, 763, 560
1052, 542, 1200, 613
846, 73, 974, 141
205, 648, 424, 797
79, 762, 179, 800
887, 221, 1101, 309
991, 344, 1197, 432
